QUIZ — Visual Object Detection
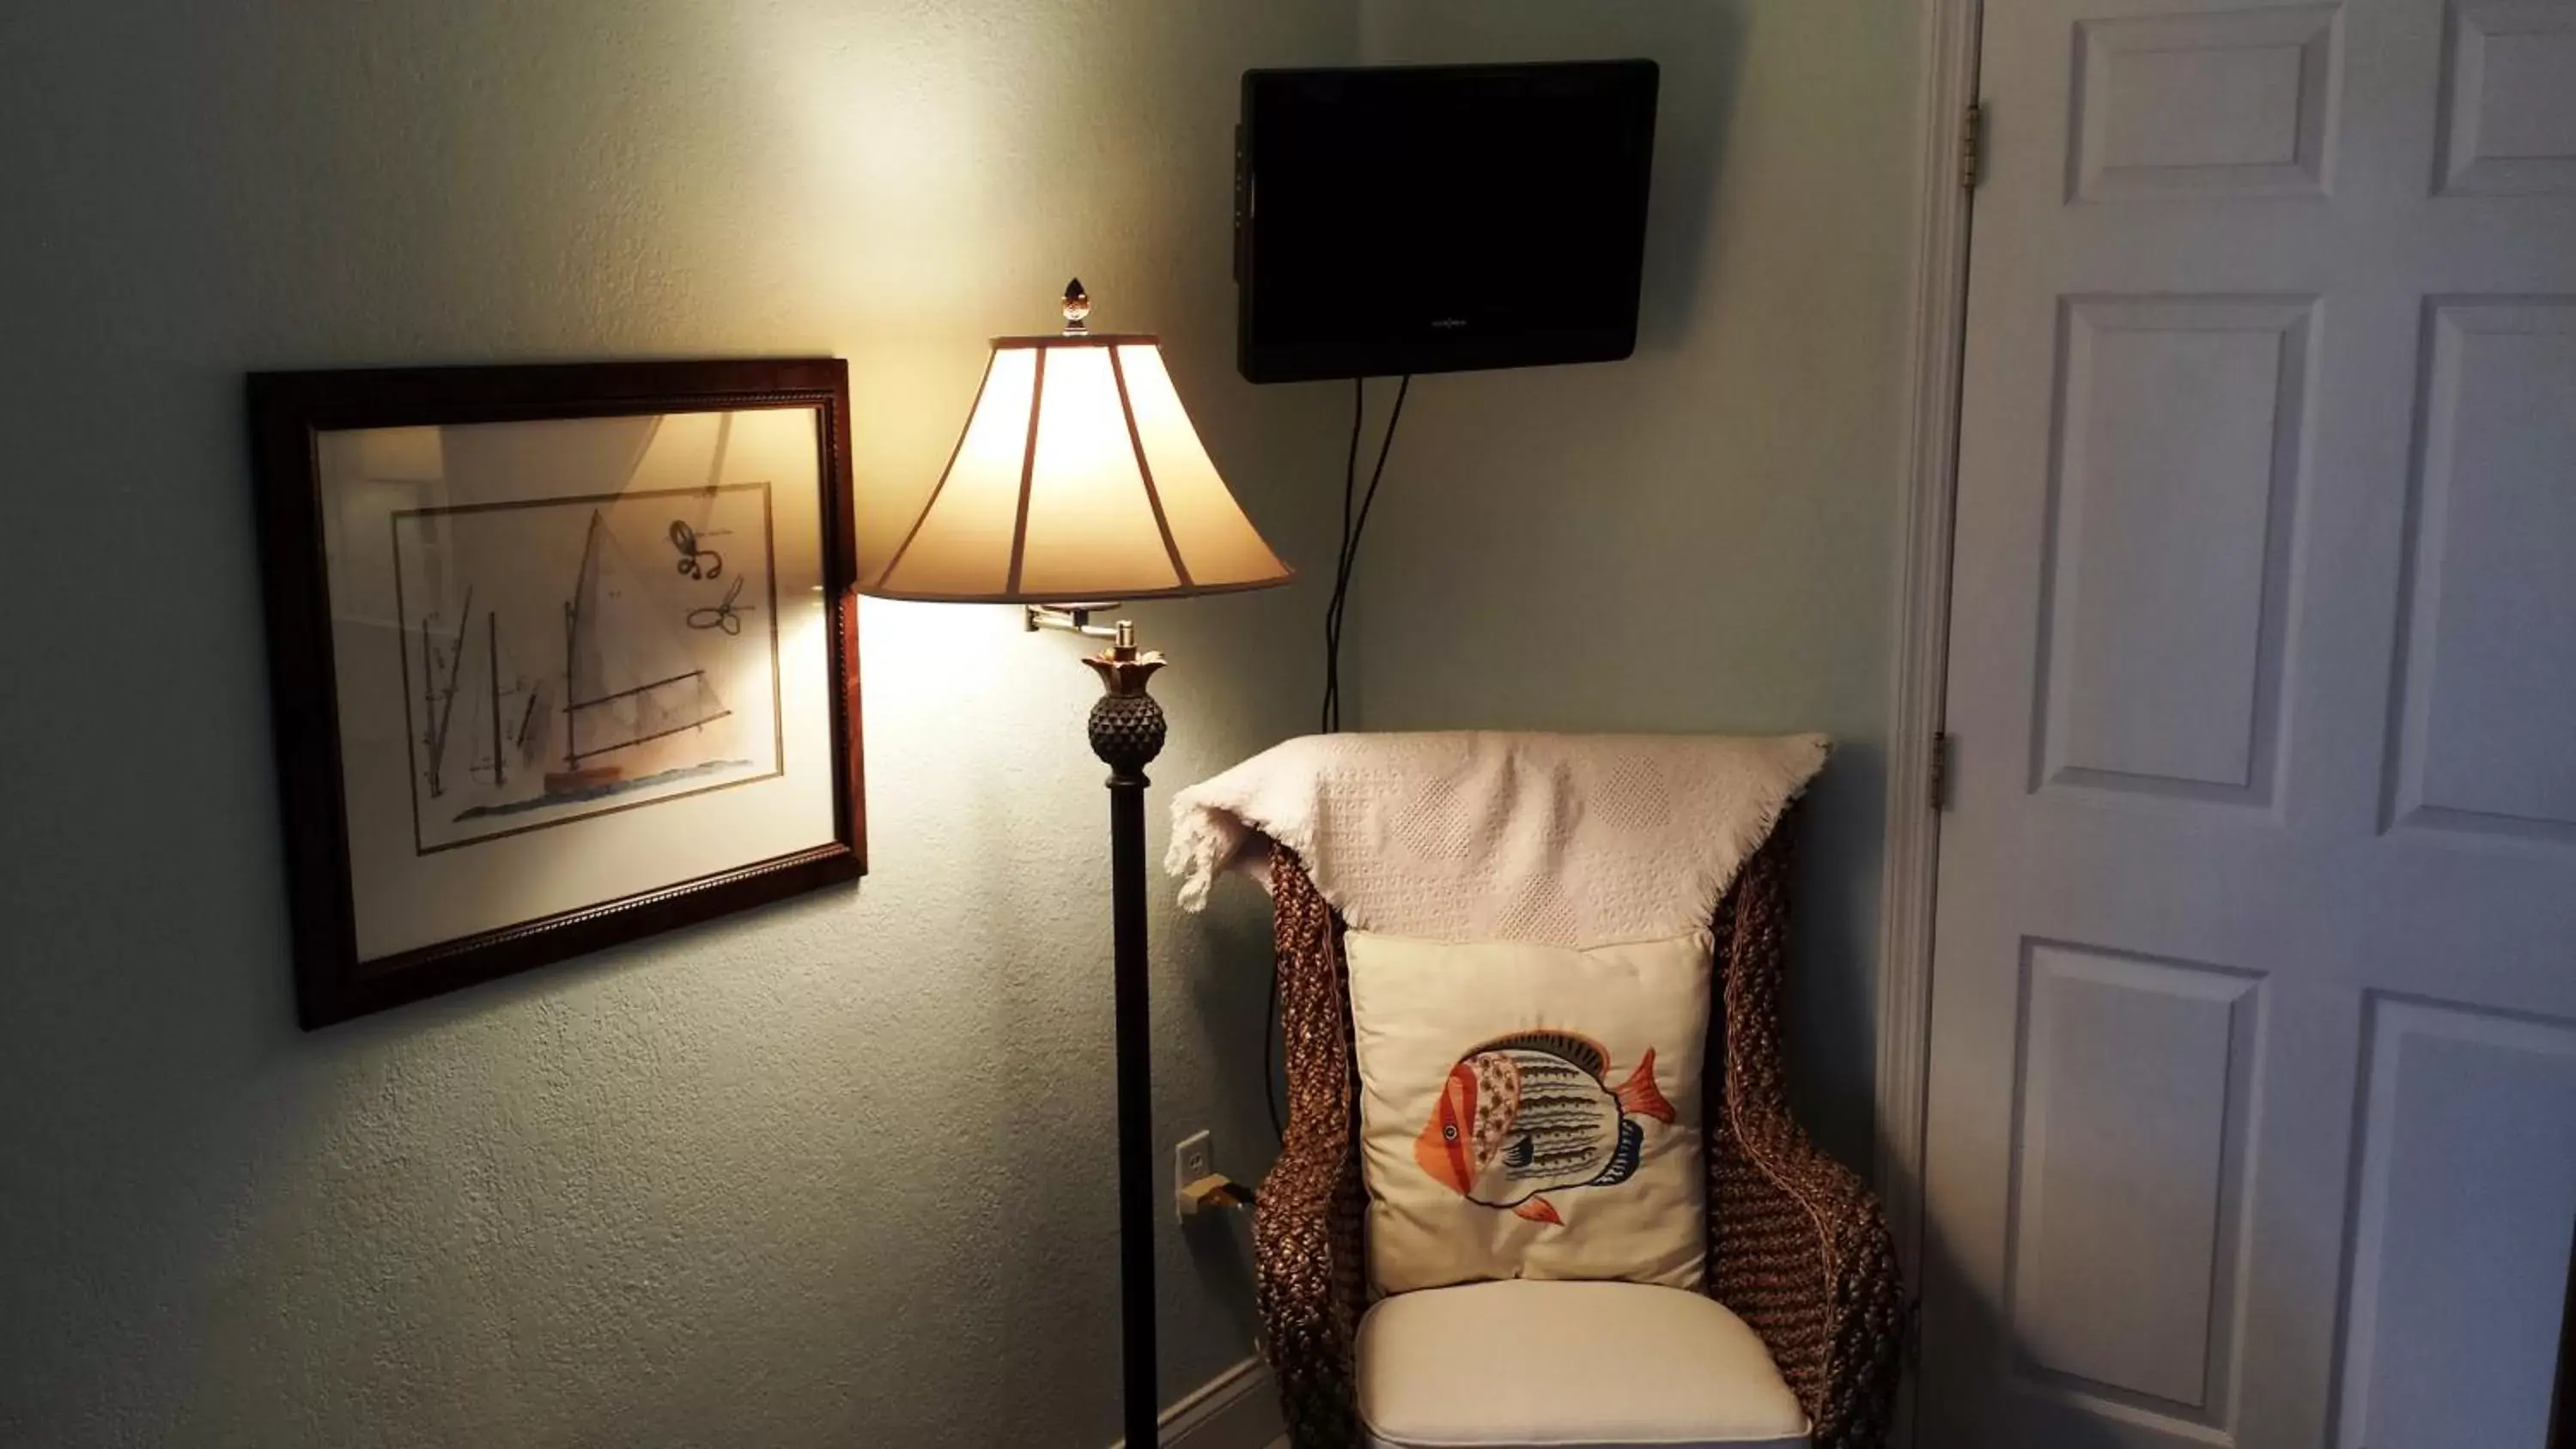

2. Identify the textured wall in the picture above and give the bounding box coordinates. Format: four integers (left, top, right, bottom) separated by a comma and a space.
0, 2, 1351, 1445
1347, 1, 1923, 1167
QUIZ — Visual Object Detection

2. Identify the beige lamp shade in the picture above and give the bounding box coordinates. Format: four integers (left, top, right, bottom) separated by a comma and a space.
869, 333, 1295, 603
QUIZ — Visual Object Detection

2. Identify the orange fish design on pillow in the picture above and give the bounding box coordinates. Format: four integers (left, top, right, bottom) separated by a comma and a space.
1412, 1031, 1676, 1226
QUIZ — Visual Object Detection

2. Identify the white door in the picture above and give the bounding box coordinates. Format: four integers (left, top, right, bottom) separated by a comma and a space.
1920, 0, 2576, 1445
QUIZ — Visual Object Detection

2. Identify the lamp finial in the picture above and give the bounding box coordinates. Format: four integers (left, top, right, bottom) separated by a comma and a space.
1062, 278, 1091, 335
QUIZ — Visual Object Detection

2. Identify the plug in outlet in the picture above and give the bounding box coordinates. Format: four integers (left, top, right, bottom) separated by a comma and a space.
1173, 1131, 1214, 1222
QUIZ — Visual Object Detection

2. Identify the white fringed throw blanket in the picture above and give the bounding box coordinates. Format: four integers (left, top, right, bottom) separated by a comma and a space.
1166, 731, 1829, 945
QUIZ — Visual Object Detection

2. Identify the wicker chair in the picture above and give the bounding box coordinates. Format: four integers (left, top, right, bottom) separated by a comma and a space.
1252, 815, 1905, 1449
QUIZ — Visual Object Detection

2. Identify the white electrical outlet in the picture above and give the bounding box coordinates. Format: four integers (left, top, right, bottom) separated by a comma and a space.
1173, 1130, 1214, 1222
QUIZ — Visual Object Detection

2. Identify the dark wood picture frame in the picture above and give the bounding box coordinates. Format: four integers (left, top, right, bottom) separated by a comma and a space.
249, 359, 866, 1028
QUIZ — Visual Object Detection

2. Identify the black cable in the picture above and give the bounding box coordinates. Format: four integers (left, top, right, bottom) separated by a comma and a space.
1321, 390, 1361, 731
1321, 377, 1367, 734
1320, 373, 1411, 734
1323, 374, 1407, 730
1337, 373, 1411, 622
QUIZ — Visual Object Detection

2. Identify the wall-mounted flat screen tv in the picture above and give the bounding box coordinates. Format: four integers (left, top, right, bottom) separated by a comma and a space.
1236, 59, 1660, 384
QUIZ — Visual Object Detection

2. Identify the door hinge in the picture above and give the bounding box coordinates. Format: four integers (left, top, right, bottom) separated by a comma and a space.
1929, 731, 1952, 811
1959, 101, 1985, 191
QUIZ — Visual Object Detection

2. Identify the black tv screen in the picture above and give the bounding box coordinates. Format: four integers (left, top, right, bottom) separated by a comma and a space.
1236, 60, 1659, 384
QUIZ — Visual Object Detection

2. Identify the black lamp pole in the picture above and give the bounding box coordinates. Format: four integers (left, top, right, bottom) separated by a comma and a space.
1084, 621, 1169, 1449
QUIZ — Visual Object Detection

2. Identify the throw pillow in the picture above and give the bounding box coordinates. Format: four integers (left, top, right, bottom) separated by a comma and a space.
1346, 930, 1711, 1294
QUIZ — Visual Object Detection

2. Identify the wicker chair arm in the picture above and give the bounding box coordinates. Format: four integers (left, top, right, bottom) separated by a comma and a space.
1710, 1101, 1905, 1448
1704, 827, 1905, 1448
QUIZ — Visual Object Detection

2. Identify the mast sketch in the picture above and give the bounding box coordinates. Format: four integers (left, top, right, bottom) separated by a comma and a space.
486, 612, 505, 790
416, 585, 473, 799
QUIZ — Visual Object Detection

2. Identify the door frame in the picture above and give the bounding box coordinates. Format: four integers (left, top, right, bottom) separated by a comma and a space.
1874, 0, 1983, 1436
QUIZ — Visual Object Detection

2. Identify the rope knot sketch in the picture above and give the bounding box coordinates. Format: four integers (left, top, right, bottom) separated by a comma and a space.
669, 518, 724, 580
687, 575, 754, 637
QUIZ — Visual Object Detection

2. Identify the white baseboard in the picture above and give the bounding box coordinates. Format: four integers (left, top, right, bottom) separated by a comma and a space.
1109, 1355, 1284, 1449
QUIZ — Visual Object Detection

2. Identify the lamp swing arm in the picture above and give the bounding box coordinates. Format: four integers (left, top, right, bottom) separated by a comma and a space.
1025, 602, 1126, 640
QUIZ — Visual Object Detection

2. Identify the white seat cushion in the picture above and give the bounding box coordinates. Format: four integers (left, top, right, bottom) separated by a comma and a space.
1356, 1280, 1809, 1449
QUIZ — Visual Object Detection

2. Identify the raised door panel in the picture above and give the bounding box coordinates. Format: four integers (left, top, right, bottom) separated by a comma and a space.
2334, 997, 2576, 1447
2035, 298, 2311, 808
2008, 943, 2262, 1427
2439, 0, 2576, 194
2072, 6, 2342, 200
2385, 300, 2576, 844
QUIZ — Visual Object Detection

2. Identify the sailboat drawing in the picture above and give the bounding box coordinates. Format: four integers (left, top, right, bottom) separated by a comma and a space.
545, 508, 732, 794
446, 509, 751, 825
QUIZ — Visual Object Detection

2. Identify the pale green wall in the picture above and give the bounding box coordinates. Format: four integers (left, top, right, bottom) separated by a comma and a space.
1349, 1, 1923, 1165
0, 2, 1351, 1444
0, 2, 1929, 1442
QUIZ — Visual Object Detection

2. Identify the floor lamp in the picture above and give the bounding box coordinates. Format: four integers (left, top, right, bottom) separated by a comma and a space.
866, 282, 1296, 1447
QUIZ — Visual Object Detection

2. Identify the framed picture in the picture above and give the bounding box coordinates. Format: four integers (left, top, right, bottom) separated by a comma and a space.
248, 360, 865, 1026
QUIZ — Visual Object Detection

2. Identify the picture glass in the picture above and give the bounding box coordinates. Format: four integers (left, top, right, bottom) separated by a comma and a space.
315, 407, 840, 963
